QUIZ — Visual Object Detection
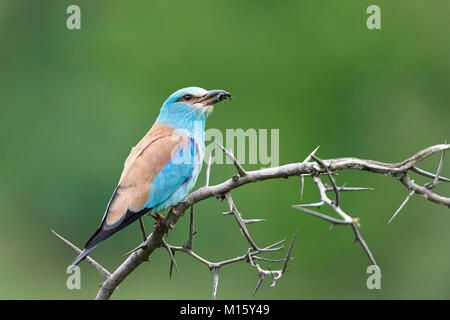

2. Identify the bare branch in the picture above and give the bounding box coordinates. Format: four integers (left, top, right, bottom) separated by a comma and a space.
351, 223, 377, 266
312, 176, 352, 222
390, 148, 448, 223
411, 166, 450, 183
324, 144, 449, 175
400, 174, 450, 207
54, 143, 449, 299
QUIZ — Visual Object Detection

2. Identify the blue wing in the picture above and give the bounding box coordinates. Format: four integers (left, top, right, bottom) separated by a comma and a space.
143, 137, 195, 211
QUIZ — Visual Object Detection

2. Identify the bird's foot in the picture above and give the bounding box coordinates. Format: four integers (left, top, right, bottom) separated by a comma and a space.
170, 206, 178, 216
151, 211, 172, 235
152, 212, 165, 227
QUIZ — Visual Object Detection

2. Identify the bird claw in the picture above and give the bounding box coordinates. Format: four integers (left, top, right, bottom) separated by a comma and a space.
155, 212, 165, 227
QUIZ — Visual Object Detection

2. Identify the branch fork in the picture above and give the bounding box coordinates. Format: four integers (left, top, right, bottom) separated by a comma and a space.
53, 143, 449, 299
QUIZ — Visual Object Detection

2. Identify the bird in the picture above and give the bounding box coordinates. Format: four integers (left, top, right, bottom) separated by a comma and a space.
68, 87, 232, 270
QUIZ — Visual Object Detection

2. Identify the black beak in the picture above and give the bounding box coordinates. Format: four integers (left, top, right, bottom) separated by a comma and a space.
197, 89, 232, 106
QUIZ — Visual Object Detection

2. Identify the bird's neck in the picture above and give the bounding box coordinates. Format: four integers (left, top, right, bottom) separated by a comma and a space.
155, 103, 207, 138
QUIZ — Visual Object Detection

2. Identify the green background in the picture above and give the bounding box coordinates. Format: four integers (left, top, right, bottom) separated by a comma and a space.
0, 0, 449, 299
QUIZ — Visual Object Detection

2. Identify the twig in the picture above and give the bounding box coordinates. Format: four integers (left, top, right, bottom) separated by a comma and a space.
411, 166, 450, 183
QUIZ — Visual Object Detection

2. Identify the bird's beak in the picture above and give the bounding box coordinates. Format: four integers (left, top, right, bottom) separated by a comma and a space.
196, 89, 232, 106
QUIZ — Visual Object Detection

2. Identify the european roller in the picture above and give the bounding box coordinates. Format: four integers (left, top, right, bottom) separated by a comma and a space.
69, 87, 232, 269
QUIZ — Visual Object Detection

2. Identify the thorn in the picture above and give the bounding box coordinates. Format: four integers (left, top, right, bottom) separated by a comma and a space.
267, 266, 275, 280
161, 240, 178, 273
169, 251, 176, 279
205, 153, 212, 187
212, 267, 220, 300
243, 218, 266, 224
326, 186, 374, 192
293, 206, 349, 225
263, 239, 286, 250
253, 273, 265, 296
214, 141, 247, 177
253, 256, 296, 263
122, 244, 146, 257
432, 146, 446, 188
299, 147, 320, 200
300, 175, 305, 200
302, 145, 320, 163
292, 202, 324, 208
186, 205, 195, 250
281, 230, 297, 275
388, 189, 415, 224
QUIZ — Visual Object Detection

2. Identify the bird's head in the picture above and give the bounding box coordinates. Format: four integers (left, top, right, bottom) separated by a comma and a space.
157, 87, 232, 129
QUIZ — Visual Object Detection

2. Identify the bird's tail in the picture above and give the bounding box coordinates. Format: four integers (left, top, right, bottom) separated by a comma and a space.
67, 246, 96, 272
66, 207, 151, 272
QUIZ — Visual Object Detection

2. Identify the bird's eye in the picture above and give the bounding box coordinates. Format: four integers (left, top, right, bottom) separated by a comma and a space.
182, 94, 192, 101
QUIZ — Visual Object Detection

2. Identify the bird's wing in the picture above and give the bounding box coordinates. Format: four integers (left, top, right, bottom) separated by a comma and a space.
142, 136, 195, 210
83, 123, 195, 249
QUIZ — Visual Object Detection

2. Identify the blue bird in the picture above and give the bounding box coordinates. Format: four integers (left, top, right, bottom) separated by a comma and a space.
69, 87, 232, 269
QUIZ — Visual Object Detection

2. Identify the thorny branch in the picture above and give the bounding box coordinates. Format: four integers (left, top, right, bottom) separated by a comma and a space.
54, 143, 450, 300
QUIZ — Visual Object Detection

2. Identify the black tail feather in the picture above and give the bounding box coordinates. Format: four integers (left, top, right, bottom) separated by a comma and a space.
67, 207, 151, 270
67, 246, 96, 272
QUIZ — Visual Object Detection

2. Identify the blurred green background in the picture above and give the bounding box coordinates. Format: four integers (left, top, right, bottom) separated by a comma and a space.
0, 0, 449, 299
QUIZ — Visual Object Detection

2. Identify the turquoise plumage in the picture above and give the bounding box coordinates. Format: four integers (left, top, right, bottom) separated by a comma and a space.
144, 137, 196, 212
